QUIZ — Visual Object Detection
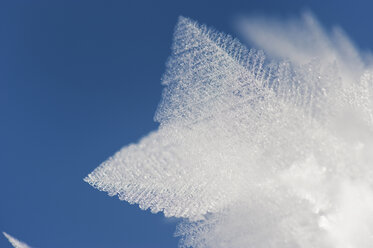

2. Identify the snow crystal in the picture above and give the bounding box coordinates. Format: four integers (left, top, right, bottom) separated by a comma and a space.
86, 13, 373, 248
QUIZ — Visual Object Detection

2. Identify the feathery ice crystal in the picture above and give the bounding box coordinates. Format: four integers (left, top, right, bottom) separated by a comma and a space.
85, 13, 373, 248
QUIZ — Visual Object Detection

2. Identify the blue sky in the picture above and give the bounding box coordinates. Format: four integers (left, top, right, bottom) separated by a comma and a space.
1, 0, 373, 247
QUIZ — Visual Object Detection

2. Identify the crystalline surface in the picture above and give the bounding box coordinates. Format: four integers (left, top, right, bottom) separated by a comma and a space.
86, 14, 373, 248
3, 233, 31, 248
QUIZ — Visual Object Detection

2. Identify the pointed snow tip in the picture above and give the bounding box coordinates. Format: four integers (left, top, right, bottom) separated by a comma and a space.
83, 175, 92, 186
3, 232, 31, 248
83, 173, 101, 190
3, 232, 12, 241
177, 15, 196, 26
83, 175, 89, 183
177, 15, 188, 22
83, 173, 94, 185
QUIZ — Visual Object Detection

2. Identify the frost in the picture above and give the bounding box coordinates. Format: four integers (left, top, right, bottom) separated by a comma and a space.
85, 14, 373, 248
84, 16, 271, 219
3, 232, 31, 248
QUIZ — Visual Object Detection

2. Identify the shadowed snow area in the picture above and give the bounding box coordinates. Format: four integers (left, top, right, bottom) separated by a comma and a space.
85, 13, 373, 248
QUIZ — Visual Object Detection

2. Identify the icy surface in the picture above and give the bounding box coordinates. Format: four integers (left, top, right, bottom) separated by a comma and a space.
3, 233, 31, 248
86, 14, 373, 248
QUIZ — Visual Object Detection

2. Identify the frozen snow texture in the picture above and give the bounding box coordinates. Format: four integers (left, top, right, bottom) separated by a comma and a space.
86, 13, 373, 248
3, 232, 31, 248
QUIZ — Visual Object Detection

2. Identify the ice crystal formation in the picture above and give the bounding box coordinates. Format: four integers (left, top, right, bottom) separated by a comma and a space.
3, 233, 31, 248
81, 13, 373, 248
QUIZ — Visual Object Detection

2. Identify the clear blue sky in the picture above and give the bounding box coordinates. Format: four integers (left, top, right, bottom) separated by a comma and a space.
1, 1, 373, 247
